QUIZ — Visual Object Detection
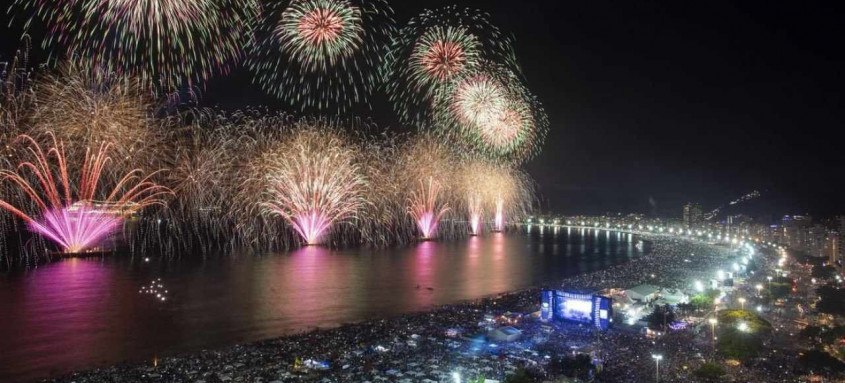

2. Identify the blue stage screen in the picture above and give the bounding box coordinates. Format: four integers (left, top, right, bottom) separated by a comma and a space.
541, 289, 612, 330
555, 291, 594, 324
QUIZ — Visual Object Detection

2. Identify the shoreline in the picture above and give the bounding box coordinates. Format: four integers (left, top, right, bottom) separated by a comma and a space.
38, 232, 755, 383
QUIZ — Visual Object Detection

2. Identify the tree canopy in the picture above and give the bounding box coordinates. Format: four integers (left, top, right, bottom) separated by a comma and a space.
817, 285, 845, 316
645, 304, 677, 331
715, 309, 772, 360
693, 362, 726, 382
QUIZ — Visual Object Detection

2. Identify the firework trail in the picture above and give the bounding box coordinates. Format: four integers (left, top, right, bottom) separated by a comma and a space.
8, 0, 259, 93
1, 36, 37, 265
352, 130, 409, 246
457, 160, 492, 236
248, 0, 395, 111
151, 110, 246, 253
408, 176, 449, 240
26, 62, 170, 176
467, 192, 483, 235
493, 198, 505, 232
395, 134, 460, 240
383, 6, 519, 125
157, 109, 299, 252
0, 133, 170, 253
435, 62, 548, 163
457, 159, 534, 234
1, 35, 34, 137
488, 166, 534, 232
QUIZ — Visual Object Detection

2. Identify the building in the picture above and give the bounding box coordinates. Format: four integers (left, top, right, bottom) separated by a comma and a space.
683, 203, 703, 229
838, 216, 845, 266
825, 231, 839, 265
657, 289, 689, 306
808, 224, 828, 257
488, 326, 522, 342
782, 215, 813, 250
625, 284, 660, 303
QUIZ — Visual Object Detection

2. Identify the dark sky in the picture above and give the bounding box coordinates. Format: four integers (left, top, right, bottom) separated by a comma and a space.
2, 1, 843, 219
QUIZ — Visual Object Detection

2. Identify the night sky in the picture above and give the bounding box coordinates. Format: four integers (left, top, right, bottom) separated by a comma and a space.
2, 1, 843, 219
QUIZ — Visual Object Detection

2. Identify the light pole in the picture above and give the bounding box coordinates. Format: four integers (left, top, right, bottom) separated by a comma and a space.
738, 297, 746, 310
755, 284, 763, 297
651, 354, 663, 382
708, 317, 718, 342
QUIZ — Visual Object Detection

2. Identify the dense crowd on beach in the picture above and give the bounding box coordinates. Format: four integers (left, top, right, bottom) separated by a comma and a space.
47, 234, 810, 382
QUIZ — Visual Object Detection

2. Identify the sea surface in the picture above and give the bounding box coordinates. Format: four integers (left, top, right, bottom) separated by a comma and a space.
0, 227, 641, 382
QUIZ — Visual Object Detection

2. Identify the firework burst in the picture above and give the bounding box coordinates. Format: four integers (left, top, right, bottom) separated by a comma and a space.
0, 133, 170, 253
248, 0, 394, 111
383, 6, 518, 124
435, 63, 548, 163
9, 0, 259, 93
410, 26, 480, 89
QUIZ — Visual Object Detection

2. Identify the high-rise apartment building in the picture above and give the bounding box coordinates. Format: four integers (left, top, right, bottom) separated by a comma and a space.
683, 203, 703, 229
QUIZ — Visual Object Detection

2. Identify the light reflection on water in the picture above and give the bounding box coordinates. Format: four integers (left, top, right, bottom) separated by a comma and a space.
0, 229, 638, 382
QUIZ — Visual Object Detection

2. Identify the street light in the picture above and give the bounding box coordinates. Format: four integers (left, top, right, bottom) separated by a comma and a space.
738, 297, 746, 310
651, 354, 663, 383
708, 318, 718, 341
755, 284, 763, 296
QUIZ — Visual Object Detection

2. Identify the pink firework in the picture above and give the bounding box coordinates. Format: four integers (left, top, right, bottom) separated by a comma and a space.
275, 0, 364, 70
289, 209, 333, 246
408, 25, 480, 87
493, 197, 505, 232
28, 205, 121, 253
297, 7, 346, 47
408, 177, 450, 240
485, 106, 524, 149
261, 127, 366, 246
0, 134, 170, 253
467, 193, 482, 236
419, 39, 467, 82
